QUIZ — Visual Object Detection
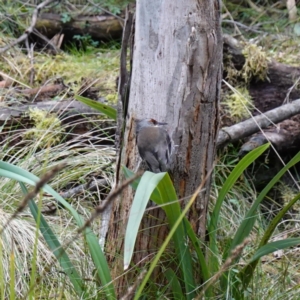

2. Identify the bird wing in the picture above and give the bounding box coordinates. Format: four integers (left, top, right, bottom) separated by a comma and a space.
154, 130, 172, 172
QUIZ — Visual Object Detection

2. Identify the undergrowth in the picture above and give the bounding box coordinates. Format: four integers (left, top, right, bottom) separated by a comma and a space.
0, 0, 300, 299
0, 104, 115, 298
212, 145, 300, 299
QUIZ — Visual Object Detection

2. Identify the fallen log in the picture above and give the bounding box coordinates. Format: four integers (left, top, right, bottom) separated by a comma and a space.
217, 99, 300, 147
223, 34, 300, 117
0, 99, 116, 148
220, 35, 300, 154
0, 99, 110, 121
35, 13, 124, 41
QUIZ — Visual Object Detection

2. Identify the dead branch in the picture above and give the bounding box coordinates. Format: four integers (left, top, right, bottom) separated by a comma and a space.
35, 12, 124, 41
60, 178, 108, 199
61, 172, 141, 252
21, 83, 66, 97
223, 34, 300, 116
79, 171, 142, 230
0, 0, 59, 54
0, 98, 109, 121
217, 99, 300, 147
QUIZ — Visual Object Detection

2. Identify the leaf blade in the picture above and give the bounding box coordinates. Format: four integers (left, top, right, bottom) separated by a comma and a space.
75, 95, 117, 120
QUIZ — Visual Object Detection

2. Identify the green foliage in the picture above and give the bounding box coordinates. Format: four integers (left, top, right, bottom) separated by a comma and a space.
164, 268, 184, 299
208, 144, 270, 274
1, 133, 300, 299
73, 34, 99, 49
61, 12, 71, 24
0, 1, 27, 36
95, 0, 133, 14
19, 183, 84, 297
124, 171, 196, 299
0, 106, 115, 298
123, 147, 300, 299
0, 161, 116, 299
75, 95, 117, 120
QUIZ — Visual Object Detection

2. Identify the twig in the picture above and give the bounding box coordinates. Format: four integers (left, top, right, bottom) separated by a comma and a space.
78, 172, 141, 234
283, 77, 300, 105
32, 28, 61, 53
120, 269, 147, 300
62, 172, 141, 251
60, 178, 108, 199
222, 3, 245, 41
30, 77, 64, 103
25, 38, 35, 85
196, 238, 250, 299
86, 0, 125, 21
222, 20, 264, 34
0, 163, 66, 234
0, 0, 59, 54
246, 0, 263, 13
217, 98, 300, 147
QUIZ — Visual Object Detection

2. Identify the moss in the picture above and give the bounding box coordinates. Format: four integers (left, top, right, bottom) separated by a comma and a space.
224, 56, 240, 85
224, 87, 253, 122
0, 49, 120, 99
105, 93, 118, 103
279, 183, 300, 209
241, 43, 269, 83
224, 43, 269, 86
24, 108, 64, 146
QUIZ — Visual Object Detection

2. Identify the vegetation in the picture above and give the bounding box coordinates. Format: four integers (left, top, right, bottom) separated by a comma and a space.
0, 0, 300, 299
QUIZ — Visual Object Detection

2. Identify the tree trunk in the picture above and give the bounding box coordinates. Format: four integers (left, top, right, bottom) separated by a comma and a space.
105, 0, 222, 295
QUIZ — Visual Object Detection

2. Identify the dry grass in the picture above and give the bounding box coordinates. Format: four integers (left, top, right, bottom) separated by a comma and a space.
0, 88, 116, 297
212, 148, 300, 299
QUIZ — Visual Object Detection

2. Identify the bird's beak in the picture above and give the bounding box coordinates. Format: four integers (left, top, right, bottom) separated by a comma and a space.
157, 122, 168, 126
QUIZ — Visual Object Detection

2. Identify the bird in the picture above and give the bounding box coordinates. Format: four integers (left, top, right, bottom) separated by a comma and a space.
135, 118, 172, 173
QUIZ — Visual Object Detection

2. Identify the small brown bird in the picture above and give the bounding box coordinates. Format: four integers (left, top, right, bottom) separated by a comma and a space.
135, 118, 172, 173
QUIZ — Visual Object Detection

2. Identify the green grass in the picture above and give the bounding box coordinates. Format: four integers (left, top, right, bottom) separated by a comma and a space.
1, 109, 300, 299
1, 1, 300, 298
121, 146, 300, 299
0, 102, 116, 298
210, 147, 300, 299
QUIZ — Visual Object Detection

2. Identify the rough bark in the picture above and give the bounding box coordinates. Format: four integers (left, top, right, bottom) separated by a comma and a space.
98, 6, 134, 253
105, 0, 222, 295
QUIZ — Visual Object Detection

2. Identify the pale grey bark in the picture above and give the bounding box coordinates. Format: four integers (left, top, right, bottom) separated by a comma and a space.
217, 99, 300, 147
105, 0, 222, 294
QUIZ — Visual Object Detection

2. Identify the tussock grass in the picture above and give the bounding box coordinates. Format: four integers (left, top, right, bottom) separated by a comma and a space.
0, 101, 116, 297
0, 45, 120, 101
0, 208, 55, 298
1, 1, 300, 298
